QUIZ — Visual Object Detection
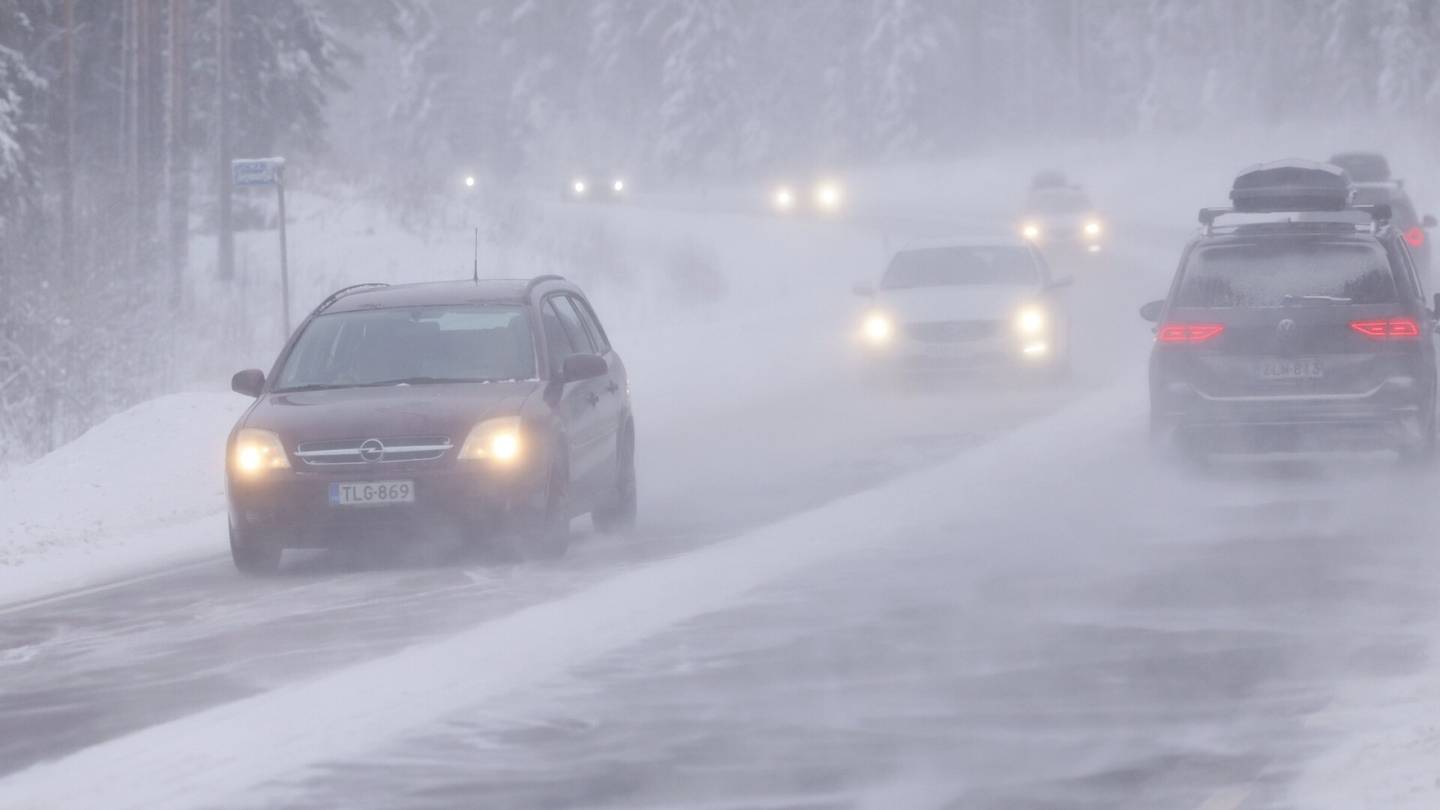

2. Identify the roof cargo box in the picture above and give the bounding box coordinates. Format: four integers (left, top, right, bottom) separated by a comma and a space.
1230, 160, 1352, 213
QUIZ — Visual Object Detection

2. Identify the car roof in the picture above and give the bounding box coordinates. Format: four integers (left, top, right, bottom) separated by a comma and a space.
321, 278, 573, 314
1192, 220, 1392, 248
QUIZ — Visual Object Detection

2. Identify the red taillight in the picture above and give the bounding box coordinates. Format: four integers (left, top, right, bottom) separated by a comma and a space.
1350, 317, 1421, 339
1157, 323, 1225, 343
1405, 227, 1426, 248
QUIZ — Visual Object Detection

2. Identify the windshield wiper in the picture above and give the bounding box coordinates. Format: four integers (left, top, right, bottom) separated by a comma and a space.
359, 376, 487, 387
272, 383, 355, 393
1282, 294, 1353, 305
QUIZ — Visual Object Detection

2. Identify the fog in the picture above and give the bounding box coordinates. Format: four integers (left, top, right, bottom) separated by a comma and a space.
5, 2, 1440, 808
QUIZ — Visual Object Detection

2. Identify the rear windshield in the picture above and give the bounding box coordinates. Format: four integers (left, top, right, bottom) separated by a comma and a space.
274, 305, 536, 391
882, 246, 1038, 289
1351, 186, 1418, 227
1176, 238, 1396, 308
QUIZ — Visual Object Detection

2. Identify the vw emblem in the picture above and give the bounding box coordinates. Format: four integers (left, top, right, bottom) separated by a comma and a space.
1276, 318, 1296, 337
358, 439, 385, 463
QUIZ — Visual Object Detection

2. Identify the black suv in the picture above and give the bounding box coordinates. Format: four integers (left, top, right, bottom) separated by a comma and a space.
1328, 152, 1437, 286
226, 276, 636, 573
1142, 160, 1438, 459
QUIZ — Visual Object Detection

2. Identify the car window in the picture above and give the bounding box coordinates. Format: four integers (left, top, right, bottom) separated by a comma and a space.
1176, 238, 1396, 307
550, 295, 597, 354
1385, 237, 1423, 301
541, 299, 577, 370
274, 306, 536, 390
570, 296, 612, 353
1025, 188, 1091, 214
882, 246, 1038, 289
1351, 186, 1419, 228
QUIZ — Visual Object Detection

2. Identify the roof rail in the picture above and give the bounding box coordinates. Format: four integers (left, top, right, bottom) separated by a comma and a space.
1198, 204, 1391, 236
524, 274, 567, 292
313, 282, 390, 315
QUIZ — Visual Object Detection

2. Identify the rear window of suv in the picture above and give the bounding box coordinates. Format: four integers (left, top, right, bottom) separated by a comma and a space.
1175, 237, 1396, 307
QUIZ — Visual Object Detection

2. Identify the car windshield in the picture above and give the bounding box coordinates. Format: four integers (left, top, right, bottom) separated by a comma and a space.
1176, 238, 1396, 307
273, 306, 536, 391
882, 246, 1038, 289
1026, 189, 1091, 214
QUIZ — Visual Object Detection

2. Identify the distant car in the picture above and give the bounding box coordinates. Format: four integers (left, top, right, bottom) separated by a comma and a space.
853, 237, 1073, 377
1349, 181, 1435, 287
1019, 184, 1105, 255
1143, 160, 1437, 461
768, 177, 845, 216
567, 172, 628, 202
225, 276, 637, 574
1029, 169, 1070, 191
1328, 151, 1392, 183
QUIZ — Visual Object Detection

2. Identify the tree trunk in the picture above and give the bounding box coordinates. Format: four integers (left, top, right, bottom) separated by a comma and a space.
167, 0, 189, 305
217, 0, 234, 281
60, 0, 76, 285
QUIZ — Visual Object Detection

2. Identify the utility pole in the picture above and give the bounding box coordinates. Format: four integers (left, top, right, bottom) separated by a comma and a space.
217, 0, 234, 281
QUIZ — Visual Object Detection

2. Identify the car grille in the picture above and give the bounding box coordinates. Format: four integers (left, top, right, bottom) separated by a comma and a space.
294, 436, 453, 466
905, 320, 1002, 343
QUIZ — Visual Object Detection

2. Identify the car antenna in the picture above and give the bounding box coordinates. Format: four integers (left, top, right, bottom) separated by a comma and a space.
472, 226, 479, 283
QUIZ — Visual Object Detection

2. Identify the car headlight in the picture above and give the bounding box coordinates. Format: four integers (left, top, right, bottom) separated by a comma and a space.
862, 312, 893, 344
1015, 305, 1046, 336
1021, 222, 1041, 241
571, 179, 587, 196
612, 178, 625, 193
772, 186, 796, 212
231, 428, 290, 475
1083, 220, 1102, 238
458, 416, 523, 463
814, 181, 843, 211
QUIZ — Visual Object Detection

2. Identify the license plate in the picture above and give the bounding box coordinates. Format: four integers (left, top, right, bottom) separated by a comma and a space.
329, 480, 414, 506
1257, 357, 1324, 380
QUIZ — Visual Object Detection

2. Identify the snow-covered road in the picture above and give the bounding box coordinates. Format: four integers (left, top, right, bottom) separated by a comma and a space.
3, 207, 1438, 809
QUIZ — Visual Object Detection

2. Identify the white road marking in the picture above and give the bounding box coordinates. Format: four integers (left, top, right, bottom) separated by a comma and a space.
0, 556, 223, 618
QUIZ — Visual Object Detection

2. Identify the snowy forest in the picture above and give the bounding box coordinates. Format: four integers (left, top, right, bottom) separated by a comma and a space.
3, 0, 1440, 464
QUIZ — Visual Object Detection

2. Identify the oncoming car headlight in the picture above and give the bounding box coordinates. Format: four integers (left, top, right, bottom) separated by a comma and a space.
1015, 305, 1047, 336
1021, 222, 1041, 241
231, 428, 290, 475
571, 179, 588, 197
772, 186, 796, 212
814, 181, 844, 212
1083, 219, 1102, 238
862, 311, 893, 344
459, 416, 524, 463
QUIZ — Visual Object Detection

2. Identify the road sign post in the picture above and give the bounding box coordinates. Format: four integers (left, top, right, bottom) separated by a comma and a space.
231, 157, 290, 338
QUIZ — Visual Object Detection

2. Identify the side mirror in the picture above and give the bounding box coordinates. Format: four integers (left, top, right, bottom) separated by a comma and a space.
561, 353, 607, 383
231, 369, 266, 397
1047, 276, 1074, 290
1424, 214, 1437, 229
852, 281, 875, 298
1139, 300, 1164, 323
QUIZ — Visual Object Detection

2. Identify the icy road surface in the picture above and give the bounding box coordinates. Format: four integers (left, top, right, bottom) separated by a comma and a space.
3, 214, 1437, 809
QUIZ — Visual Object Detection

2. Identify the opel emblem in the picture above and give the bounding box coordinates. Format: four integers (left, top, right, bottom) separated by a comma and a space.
359, 438, 385, 463
1276, 318, 1296, 337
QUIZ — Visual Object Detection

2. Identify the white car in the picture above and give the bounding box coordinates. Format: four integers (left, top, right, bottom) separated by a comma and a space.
853, 237, 1073, 377
1019, 185, 1105, 255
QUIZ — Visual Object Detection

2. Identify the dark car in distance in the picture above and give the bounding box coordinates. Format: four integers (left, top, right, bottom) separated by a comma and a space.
226, 276, 636, 574
1143, 160, 1439, 460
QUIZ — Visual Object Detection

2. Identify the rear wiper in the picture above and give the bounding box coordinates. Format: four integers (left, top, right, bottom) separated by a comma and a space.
1282, 294, 1353, 305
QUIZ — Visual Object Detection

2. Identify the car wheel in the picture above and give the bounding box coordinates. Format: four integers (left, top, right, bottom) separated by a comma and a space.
592, 422, 637, 534
230, 524, 282, 575
520, 462, 571, 560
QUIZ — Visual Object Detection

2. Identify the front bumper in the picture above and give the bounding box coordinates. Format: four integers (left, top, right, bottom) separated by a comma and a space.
227, 460, 542, 547
863, 335, 1057, 373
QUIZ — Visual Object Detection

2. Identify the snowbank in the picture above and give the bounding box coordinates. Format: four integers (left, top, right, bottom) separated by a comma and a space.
0, 392, 246, 603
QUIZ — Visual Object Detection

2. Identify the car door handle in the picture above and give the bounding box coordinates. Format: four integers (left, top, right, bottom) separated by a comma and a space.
585, 392, 600, 407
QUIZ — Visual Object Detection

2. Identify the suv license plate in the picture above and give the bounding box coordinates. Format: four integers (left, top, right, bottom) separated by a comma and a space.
329, 481, 414, 506
1258, 357, 1324, 380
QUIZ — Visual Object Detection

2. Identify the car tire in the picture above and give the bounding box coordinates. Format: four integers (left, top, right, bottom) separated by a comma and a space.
520, 462, 571, 560
230, 524, 282, 576
1398, 395, 1437, 466
592, 421, 637, 534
